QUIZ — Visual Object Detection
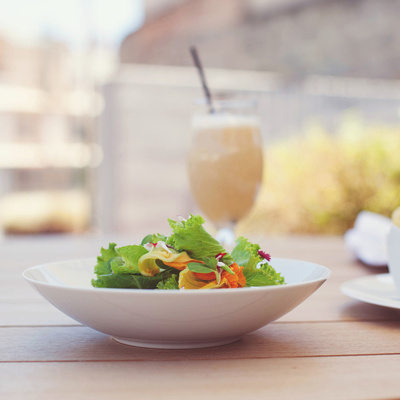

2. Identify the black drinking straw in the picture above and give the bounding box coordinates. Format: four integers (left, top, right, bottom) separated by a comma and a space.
190, 46, 215, 114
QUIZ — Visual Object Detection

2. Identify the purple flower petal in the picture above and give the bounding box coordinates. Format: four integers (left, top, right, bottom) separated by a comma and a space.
258, 250, 271, 261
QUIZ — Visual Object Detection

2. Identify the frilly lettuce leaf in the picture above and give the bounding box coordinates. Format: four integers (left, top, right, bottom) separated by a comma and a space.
94, 242, 118, 275
167, 215, 234, 265
156, 274, 179, 290
231, 236, 260, 268
231, 236, 285, 286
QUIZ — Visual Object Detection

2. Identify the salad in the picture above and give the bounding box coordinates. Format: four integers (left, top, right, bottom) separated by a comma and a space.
92, 214, 285, 290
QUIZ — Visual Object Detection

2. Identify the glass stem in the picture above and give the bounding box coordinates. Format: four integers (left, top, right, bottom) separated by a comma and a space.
216, 227, 235, 248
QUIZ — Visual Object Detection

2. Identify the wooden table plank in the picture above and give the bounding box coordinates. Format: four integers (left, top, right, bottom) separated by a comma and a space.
3, 286, 399, 327
0, 300, 79, 326
2, 355, 400, 400
3, 319, 400, 362
1, 234, 397, 400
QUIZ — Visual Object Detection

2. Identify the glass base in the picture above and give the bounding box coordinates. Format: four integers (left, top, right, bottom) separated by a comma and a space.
216, 227, 235, 247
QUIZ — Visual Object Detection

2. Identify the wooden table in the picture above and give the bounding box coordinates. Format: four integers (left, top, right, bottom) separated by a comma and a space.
1, 234, 400, 399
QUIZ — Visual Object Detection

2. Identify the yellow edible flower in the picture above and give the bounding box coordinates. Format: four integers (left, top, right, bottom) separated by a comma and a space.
138, 242, 200, 276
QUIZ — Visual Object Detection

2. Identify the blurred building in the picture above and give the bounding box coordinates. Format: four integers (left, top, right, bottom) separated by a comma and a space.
3, 0, 400, 235
121, 0, 400, 80
0, 35, 103, 234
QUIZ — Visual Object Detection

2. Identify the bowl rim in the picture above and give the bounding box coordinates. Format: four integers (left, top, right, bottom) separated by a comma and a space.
22, 257, 331, 295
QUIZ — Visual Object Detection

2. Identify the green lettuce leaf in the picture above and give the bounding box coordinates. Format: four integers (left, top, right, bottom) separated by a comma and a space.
232, 236, 285, 287
92, 269, 176, 289
187, 262, 215, 274
115, 245, 148, 274
167, 215, 234, 265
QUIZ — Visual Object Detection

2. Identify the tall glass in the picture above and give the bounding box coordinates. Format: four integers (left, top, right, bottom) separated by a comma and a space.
187, 97, 263, 245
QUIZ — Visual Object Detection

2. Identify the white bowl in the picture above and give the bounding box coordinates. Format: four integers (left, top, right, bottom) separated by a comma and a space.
23, 257, 330, 349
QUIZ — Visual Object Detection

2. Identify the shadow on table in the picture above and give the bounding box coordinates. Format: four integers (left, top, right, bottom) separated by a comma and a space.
340, 300, 400, 321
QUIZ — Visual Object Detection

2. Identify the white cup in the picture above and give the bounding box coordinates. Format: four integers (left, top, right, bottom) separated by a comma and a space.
387, 223, 400, 293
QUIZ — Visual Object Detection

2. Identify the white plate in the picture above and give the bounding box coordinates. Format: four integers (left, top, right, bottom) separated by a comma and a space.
23, 257, 330, 349
341, 273, 400, 309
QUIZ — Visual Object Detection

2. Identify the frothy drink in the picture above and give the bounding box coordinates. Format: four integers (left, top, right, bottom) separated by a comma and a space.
188, 113, 263, 227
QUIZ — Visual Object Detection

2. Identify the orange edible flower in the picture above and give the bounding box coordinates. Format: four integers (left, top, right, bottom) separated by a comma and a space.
180, 262, 246, 289
193, 271, 216, 281
222, 263, 246, 289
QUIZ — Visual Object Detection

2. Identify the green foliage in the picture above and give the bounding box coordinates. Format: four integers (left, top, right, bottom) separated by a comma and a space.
141, 233, 168, 245
92, 269, 176, 289
156, 274, 179, 290
239, 112, 400, 234
94, 243, 118, 275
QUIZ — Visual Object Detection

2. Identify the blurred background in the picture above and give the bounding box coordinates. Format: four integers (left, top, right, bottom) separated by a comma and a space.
1, 0, 400, 238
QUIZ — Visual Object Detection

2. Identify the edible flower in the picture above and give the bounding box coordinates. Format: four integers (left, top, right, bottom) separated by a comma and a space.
138, 241, 200, 276
179, 263, 246, 289
215, 252, 227, 260
144, 241, 172, 253
258, 250, 271, 262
